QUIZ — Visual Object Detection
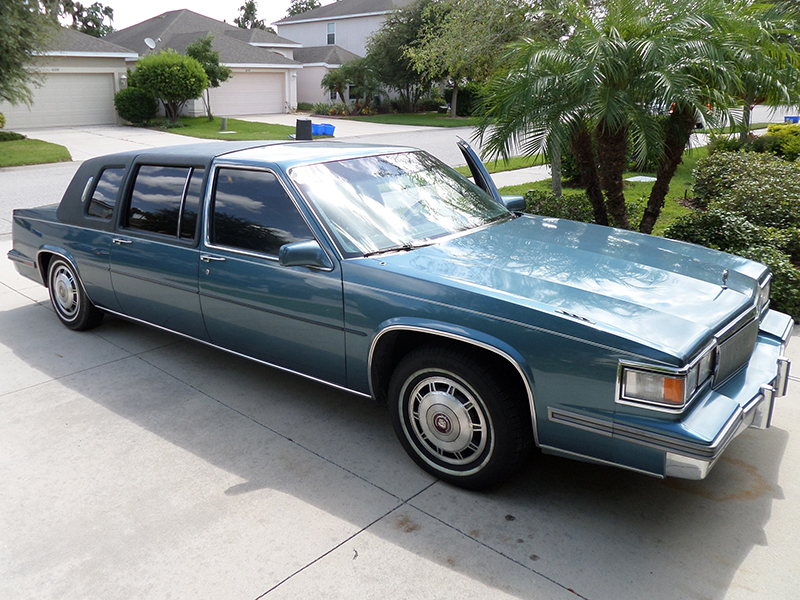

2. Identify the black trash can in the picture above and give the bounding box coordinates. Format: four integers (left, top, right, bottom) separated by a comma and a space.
296, 118, 312, 140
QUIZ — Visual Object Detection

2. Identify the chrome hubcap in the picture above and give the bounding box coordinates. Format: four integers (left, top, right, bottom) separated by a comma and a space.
408, 376, 488, 466
52, 265, 79, 319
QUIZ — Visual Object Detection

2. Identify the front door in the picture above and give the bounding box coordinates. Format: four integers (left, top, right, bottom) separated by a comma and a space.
198, 166, 346, 385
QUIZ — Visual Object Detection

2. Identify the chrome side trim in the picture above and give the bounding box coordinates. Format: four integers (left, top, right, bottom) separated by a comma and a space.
368, 324, 539, 446
775, 357, 791, 397
7, 249, 36, 268
98, 306, 372, 400
35, 248, 80, 286
547, 408, 613, 437
539, 444, 663, 478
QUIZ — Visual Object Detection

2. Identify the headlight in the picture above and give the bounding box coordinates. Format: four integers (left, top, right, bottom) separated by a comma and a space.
620, 346, 715, 410
622, 369, 687, 407
758, 276, 771, 313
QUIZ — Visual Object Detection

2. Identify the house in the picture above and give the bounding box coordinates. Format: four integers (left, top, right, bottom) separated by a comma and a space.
276, 0, 414, 104
106, 10, 302, 116
0, 28, 136, 129
275, 0, 415, 57
293, 45, 361, 105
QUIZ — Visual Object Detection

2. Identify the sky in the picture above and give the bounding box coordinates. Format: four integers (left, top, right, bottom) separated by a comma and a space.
108, 1, 312, 31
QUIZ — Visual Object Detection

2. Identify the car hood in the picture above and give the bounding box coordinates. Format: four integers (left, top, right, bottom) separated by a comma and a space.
374, 215, 766, 359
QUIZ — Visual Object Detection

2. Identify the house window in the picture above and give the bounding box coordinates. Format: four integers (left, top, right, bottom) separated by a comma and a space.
326, 23, 335, 45
330, 89, 337, 101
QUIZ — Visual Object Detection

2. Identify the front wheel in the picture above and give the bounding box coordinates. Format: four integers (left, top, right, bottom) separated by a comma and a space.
388, 345, 532, 490
47, 257, 104, 331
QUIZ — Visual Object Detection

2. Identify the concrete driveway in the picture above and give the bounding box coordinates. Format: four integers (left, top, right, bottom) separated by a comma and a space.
2, 239, 800, 599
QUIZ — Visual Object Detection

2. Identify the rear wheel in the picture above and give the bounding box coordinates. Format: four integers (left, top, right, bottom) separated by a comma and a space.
389, 345, 532, 489
47, 257, 104, 330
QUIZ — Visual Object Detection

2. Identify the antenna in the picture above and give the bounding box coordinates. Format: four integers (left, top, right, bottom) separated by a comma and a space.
144, 38, 156, 49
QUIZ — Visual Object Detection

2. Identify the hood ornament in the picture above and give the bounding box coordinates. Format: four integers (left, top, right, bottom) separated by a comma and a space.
721, 269, 729, 289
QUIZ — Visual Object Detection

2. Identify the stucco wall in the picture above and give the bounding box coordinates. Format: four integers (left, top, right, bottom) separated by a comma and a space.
277, 14, 385, 57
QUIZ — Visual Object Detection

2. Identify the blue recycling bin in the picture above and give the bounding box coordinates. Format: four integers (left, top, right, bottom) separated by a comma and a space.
311, 123, 323, 136
784, 116, 799, 124
322, 123, 335, 136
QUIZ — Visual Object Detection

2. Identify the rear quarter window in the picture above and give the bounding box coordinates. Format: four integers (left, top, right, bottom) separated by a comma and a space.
87, 167, 125, 219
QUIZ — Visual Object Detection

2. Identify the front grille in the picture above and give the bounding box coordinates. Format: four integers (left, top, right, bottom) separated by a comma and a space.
714, 315, 759, 386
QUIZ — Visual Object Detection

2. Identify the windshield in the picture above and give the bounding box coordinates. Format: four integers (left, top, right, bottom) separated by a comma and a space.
289, 151, 510, 257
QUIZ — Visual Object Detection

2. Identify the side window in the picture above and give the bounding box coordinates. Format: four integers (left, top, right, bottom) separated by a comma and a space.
326, 22, 335, 45
127, 166, 191, 235
211, 168, 314, 256
180, 168, 205, 240
87, 168, 125, 219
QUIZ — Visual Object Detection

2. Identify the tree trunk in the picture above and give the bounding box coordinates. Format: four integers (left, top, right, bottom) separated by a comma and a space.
595, 123, 630, 229
571, 127, 607, 226
740, 103, 752, 141
639, 108, 695, 234
450, 80, 459, 118
205, 89, 213, 121
550, 137, 562, 197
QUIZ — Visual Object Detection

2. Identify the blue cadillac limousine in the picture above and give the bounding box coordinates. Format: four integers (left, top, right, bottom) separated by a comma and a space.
8, 140, 793, 489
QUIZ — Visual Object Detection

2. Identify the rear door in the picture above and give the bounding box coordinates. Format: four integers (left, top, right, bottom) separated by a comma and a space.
198, 165, 347, 385
109, 165, 209, 340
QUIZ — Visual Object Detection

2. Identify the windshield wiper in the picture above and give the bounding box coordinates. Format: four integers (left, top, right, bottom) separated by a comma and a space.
362, 243, 415, 258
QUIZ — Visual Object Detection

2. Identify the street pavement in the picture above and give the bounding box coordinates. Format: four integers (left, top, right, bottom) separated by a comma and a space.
2, 114, 800, 599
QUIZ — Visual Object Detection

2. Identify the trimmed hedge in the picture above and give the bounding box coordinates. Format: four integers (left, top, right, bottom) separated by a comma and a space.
523, 190, 594, 222
114, 87, 159, 124
0, 131, 26, 142
666, 152, 800, 318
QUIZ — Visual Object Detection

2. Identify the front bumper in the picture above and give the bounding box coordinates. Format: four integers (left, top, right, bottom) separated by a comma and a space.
628, 311, 793, 480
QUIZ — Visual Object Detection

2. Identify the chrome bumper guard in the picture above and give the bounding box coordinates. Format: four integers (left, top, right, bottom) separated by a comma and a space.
666, 355, 791, 479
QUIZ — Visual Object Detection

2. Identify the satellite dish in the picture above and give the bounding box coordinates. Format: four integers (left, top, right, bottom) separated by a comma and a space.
144, 38, 156, 49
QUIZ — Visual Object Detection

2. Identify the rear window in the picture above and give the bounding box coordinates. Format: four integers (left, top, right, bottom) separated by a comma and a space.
124, 165, 205, 240
87, 168, 125, 219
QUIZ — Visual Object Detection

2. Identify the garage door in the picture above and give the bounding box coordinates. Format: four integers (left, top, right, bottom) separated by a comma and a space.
210, 72, 284, 116
1, 73, 117, 129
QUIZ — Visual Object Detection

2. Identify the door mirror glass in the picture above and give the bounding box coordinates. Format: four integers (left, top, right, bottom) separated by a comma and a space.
279, 240, 333, 270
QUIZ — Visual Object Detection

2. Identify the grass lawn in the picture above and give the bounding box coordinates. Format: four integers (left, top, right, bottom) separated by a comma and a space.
0, 138, 71, 167
343, 112, 481, 127
454, 154, 546, 177
497, 147, 706, 235
154, 117, 296, 140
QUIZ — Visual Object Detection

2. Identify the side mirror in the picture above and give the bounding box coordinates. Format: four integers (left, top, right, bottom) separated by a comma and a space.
279, 240, 333, 270
501, 195, 526, 212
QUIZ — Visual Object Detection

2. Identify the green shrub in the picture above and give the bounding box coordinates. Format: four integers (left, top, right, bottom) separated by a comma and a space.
416, 96, 446, 112
0, 112, 5, 129
524, 190, 594, 222
664, 207, 761, 252
738, 245, 800, 318
128, 50, 207, 122
114, 87, 159, 124
444, 81, 485, 116
692, 152, 800, 227
766, 123, 800, 161
0, 131, 25, 142
296, 102, 313, 111
311, 102, 331, 115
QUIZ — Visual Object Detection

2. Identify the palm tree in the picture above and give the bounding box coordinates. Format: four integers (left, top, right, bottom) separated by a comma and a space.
479, 0, 800, 233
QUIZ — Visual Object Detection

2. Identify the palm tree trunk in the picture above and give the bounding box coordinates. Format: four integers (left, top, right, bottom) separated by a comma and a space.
571, 127, 608, 226
595, 124, 630, 230
550, 137, 562, 197
639, 108, 695, 234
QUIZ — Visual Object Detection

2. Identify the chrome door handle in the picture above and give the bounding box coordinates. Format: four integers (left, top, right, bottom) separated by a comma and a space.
200, 255, 226, 262
112, 238, 132, 245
